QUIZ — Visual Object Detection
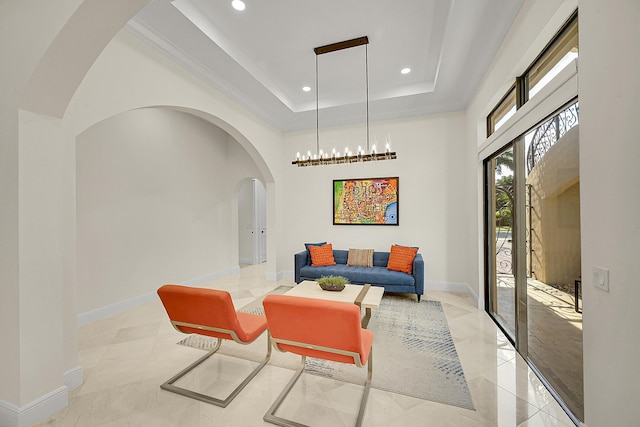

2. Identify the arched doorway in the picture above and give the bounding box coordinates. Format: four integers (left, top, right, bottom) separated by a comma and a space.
76, 107, 268, 318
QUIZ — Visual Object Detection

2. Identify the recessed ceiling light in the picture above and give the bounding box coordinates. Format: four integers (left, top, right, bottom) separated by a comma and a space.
231, 0, 245, 11
302, 86, 311, 92
401, 67, 411, 75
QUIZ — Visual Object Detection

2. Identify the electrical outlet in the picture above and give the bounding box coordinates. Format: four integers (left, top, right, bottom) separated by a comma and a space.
592, 266, 609, 291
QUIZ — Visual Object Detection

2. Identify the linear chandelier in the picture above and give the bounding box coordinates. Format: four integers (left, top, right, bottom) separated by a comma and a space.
292, 36, 397, 167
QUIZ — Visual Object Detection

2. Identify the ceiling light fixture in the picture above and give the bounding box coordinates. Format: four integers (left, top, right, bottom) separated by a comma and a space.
231, 0, 245, 11
401, 67, 411, 75
292, 36, 396, 167
302, 86, 311, 92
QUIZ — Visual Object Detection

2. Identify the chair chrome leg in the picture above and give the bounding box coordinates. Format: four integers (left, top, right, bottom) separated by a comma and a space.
263, 356, 307, 427
161, 333, 271, 408
264, 351, 372, 427
356, 350, 372, 427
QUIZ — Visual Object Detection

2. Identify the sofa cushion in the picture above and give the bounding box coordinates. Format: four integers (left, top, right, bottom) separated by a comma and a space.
309, 243, 336, 267
299, 264, 415, 287
333, 250, 350, 265
347, 248, 374, 267
372, 251, 390, 267
387, 245, 419, 274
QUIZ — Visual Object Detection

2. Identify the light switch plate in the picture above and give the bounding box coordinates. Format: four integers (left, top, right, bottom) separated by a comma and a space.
592, 266, 609, 291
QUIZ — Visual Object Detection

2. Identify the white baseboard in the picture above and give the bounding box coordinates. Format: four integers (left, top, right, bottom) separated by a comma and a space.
181, 268, 234, 285
425, 281, 479, 305
266, 271, 278, 281
0, 386, 68, 427
266, 269, 292, 282
65, 366, 83, 390
280, 270, 295, 281
77, 290, 158, 327
77, 268, 233, 326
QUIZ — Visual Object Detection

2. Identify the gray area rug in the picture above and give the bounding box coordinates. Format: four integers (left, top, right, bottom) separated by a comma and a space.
177, 285, 474, 410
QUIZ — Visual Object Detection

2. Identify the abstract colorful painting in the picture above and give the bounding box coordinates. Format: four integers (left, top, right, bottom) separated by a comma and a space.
333, 177, 399, 225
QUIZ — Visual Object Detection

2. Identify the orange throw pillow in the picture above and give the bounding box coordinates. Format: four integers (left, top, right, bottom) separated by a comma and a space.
309, 243, 336, 267
387, 245, 418, 274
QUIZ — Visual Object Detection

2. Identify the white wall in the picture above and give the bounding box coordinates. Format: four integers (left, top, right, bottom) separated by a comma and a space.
17, 110, 73, 407
76, 108, 261, 314
1, 0, 88, 413
282, 113, 472, 292
580, 1, 640, 425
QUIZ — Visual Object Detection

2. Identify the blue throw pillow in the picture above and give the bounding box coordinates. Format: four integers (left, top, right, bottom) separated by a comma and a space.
304, 242, 327, 265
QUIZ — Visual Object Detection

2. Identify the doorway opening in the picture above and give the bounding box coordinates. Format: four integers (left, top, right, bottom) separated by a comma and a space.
238, 178, 267, 266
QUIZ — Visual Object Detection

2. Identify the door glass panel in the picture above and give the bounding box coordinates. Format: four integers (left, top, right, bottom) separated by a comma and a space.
524, 102, 583, 421
487, 145, 516, 338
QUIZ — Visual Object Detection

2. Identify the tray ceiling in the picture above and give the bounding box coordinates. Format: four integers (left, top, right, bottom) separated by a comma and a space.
127, 0, 523, 131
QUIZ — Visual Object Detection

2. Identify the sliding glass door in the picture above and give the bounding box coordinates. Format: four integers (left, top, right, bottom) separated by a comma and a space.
485, 102, 583, 422
523, 102, 583, 421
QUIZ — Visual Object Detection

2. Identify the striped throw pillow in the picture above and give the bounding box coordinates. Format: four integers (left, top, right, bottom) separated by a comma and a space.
347, 248, 374, 267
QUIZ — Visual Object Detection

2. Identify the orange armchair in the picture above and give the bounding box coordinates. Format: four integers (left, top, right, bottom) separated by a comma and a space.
262, 294, 373, 427
157, 284, 270, 407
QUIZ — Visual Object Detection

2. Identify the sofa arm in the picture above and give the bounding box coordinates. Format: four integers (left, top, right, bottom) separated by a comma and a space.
294, 251, 308, 283
413, 253, 425, 296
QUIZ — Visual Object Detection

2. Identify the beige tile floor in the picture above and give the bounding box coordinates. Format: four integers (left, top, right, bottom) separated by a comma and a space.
37, 265, 576, 426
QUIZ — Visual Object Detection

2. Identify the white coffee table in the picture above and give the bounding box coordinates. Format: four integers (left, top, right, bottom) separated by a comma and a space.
285, 280, 385, 328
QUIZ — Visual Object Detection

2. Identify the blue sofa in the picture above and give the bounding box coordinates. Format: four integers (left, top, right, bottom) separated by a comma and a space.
294, 249, 424, 301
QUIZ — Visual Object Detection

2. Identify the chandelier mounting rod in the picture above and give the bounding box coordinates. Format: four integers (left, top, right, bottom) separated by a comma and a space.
313, 36, 370, 154
314, 36, 369, 55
